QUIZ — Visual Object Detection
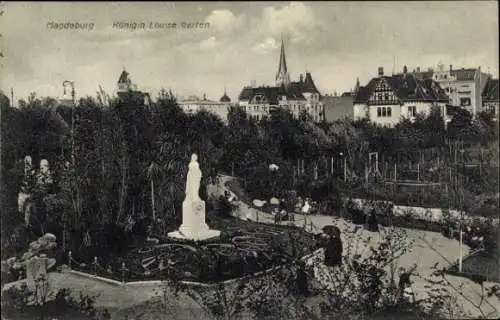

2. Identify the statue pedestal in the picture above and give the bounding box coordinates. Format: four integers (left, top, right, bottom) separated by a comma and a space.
168, 198, 220, 241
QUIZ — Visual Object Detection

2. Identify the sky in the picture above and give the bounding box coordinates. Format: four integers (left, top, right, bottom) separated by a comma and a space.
1, 1, 498, 103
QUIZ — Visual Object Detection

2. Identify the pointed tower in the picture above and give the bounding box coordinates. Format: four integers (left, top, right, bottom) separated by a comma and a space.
275, 38, 291, 88
117, 69, 132, 92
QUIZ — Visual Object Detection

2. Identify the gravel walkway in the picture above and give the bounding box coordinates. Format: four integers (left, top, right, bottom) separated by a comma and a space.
218, 175, 500, 319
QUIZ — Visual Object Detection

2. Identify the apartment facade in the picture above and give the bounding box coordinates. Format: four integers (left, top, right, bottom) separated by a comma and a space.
414, 63, 491, 118
353, 67, 448, 127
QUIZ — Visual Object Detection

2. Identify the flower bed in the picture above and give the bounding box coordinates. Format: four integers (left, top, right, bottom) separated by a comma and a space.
69, 215, 317, 284
446, 249, 499, 283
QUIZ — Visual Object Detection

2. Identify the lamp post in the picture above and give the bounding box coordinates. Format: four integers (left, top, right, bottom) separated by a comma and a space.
62, 81, 75, 253
339, 152, 346, 182
62, 80, 76, 166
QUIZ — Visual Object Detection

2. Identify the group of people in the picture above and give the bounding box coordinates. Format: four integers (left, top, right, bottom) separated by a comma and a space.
217, 190, 239, 218
273, 197, 313, 224
346, 201, 380, 232
273, 199, 295, 224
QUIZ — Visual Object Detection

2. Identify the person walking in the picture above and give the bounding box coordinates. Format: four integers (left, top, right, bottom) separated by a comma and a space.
367, 208, 379, 232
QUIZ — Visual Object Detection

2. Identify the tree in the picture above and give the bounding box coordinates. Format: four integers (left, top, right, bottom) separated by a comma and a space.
146, 161, 161, 221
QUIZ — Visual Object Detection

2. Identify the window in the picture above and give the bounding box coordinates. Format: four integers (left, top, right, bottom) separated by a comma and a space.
377, 106, 392, 118
460, 98, 471, 106
384, 93, 389, 100
408, 106, 416, 117
486, 105, 496, 115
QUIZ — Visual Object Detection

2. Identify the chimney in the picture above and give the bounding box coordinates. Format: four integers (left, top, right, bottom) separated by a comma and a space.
251, 80, 256, 88
299, 74, 304, 83
403, 65, 408, 74
378, 67, 384, 76
416, 67, 421, 72
449, 64, 452, 72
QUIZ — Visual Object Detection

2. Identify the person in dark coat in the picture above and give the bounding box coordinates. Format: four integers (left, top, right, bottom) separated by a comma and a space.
296, 261, 310, 296
367, 208, 379, 232
324, 234, 343, 267
218, 194, 232, 218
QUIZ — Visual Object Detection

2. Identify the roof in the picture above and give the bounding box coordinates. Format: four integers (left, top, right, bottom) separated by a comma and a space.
482, 78, 499, 102
239, 71, 320, 104
276, 39, 288, 79
414, 68, 478, 82
220, 93, 231, 102
413, 71, 433, 80
353, 73, 449, 104
302, 72, 320, 93
118, 70, 131, 84
238, 82, 315, 104
451, 68, 477, 81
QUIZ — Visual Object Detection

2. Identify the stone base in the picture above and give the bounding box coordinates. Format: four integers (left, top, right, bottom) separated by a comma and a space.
168, 226, 220, 241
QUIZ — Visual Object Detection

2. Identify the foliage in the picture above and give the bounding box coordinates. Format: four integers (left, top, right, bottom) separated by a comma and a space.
1, 274, 110, 320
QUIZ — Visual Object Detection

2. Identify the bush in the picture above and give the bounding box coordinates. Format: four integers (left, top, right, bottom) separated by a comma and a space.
1, 275, 111, 320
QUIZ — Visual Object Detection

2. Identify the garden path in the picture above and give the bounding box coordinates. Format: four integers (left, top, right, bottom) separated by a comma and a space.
218, 174, 500, 319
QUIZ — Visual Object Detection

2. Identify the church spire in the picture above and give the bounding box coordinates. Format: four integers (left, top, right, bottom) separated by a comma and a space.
276, 36, 290, 88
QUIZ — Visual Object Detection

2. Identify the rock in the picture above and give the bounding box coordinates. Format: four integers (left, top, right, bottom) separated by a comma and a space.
22, 251, 35, 261
146, 237, 160, 245
45, 242, 57, 250
42, 233, 57, 242
47, 258, 56, 270
270, 197, 280, 205
6, 257, 17, 266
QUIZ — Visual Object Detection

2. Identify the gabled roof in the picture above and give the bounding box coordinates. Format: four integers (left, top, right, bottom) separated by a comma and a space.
354, 73, 448, 104
301, 72, 320, 94
482, 78, 499, 102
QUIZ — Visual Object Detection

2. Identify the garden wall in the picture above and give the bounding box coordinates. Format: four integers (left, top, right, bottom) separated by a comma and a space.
348, 198, 499, 225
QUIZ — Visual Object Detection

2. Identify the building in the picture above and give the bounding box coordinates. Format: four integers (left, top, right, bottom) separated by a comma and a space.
413, 63, 491, 118
238, 39, 325, 122
0, 90, 10, 108
116, 69, 151, 106
353, 66, 449, 127
482, 78, 499, 119
178, 91, 233, 123
322, 82, 356, 122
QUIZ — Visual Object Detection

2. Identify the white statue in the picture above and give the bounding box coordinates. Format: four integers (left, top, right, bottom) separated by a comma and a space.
24, 155, 33, 177
185, 154, 202, 201
168, 153, 220, 241
37, 159, 53, 185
